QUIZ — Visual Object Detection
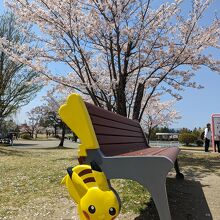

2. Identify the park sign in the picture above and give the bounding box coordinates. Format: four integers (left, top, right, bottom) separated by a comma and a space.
211, 114, 220, 152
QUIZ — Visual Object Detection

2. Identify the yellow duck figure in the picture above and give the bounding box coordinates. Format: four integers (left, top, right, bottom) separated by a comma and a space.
62, 161, 120, 220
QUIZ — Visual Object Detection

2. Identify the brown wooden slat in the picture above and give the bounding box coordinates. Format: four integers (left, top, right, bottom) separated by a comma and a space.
86, 102, 140, 128
99, 142, 147, 149
93, 125, 144, 137
104, 147, 146, 156
100, 144, 147, 156
83, 101, 152, 158
118, 147, 180, 163
155, 147, 180, 162
150, 148, 169, 155
97, 135, 145, 145
90, 115, 142, 132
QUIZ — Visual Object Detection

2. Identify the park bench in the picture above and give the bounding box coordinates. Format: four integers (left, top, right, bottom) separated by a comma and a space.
0, 133, 13, 146
59, 94, 184, 220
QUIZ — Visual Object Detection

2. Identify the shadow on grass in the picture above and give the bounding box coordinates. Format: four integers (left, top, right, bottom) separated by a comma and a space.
52, 156, 78, 162
135, 178, 212, 220
180, 148, 204, 152
12, 145, 76, 150
179, 153, 220, 178
25, 146, 76, 150
0, 147, 29, 157
13, 143, 38, 147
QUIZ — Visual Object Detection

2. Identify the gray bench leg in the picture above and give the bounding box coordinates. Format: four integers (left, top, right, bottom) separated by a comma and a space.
174, 159, 184, 179
141, 177, 171, 220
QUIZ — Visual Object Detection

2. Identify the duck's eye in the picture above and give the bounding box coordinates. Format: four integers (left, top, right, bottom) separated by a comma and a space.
88, 205, 96, 214
109, 207, 116, 216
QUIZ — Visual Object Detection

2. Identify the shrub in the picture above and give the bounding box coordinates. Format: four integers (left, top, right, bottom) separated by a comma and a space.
20, 134, 32, 140
178, 133, 197, 145
196, 139, 204, 147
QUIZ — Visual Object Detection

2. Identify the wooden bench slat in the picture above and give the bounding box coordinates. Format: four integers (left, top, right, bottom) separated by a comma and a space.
149, 147, 170, 155
100, 142, 147, 149
100, 143, 148, 156
90, 115, 142, 132
97, 135, 146, 145
86, 102, 180, 163
86, 102, 140, 128
155, 147, 180, 162
101, 145, 160, 156
117, 147, 180, 163
93, 125, 144, 137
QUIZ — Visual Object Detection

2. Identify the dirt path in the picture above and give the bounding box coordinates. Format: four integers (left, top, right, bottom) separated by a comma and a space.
201, 174, 220, 219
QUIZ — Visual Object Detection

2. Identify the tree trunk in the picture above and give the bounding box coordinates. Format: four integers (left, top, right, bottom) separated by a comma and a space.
59, 123, 66, 147
132, 83, 145, 121
73, 132, 78, 142
0, 116, 3, 132
54, 124, 57, 136
147, 127, 152, 144
116, 76, 127, 117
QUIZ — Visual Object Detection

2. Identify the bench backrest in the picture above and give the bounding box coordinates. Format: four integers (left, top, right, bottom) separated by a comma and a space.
85, 102, 149, 156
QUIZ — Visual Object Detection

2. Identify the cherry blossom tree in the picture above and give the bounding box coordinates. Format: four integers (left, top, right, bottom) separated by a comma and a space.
0, 0, 219, 121
33, 90, 76, 147
40, 92, 68, 147
140, 96, 181, 142
27, 106, 45, 138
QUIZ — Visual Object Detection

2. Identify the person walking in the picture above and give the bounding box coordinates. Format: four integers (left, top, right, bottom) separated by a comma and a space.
204, 123, 212, 152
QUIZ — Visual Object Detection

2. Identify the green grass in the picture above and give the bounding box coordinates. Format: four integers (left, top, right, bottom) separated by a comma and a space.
112, 179, 150, 213
0, 146, 151, 219
0, 147, 76, 219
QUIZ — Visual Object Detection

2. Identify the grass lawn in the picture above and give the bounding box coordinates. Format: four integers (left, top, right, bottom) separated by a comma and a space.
0, 147, 77, 219
0, 146, 150, 219
1, 146, 220, 220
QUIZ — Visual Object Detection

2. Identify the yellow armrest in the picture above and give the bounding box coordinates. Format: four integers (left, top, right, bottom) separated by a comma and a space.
58, 94, 99, 157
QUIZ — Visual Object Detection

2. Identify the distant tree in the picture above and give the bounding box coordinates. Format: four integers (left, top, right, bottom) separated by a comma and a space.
41, 92, 68, 147
27, 106, 44, 138
179, 127, 191, 134
179, 132, 197, 145
192, 127, 200, 139
18, 123, 32, 137
0, 119, 17, 135
0, 12, 42, 126
31, 91, 75, 147
42, 91, 80, 145
159, 127, 173, 133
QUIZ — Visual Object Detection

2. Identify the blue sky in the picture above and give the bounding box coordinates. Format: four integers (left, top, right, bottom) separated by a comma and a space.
1, 0, 220, 129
